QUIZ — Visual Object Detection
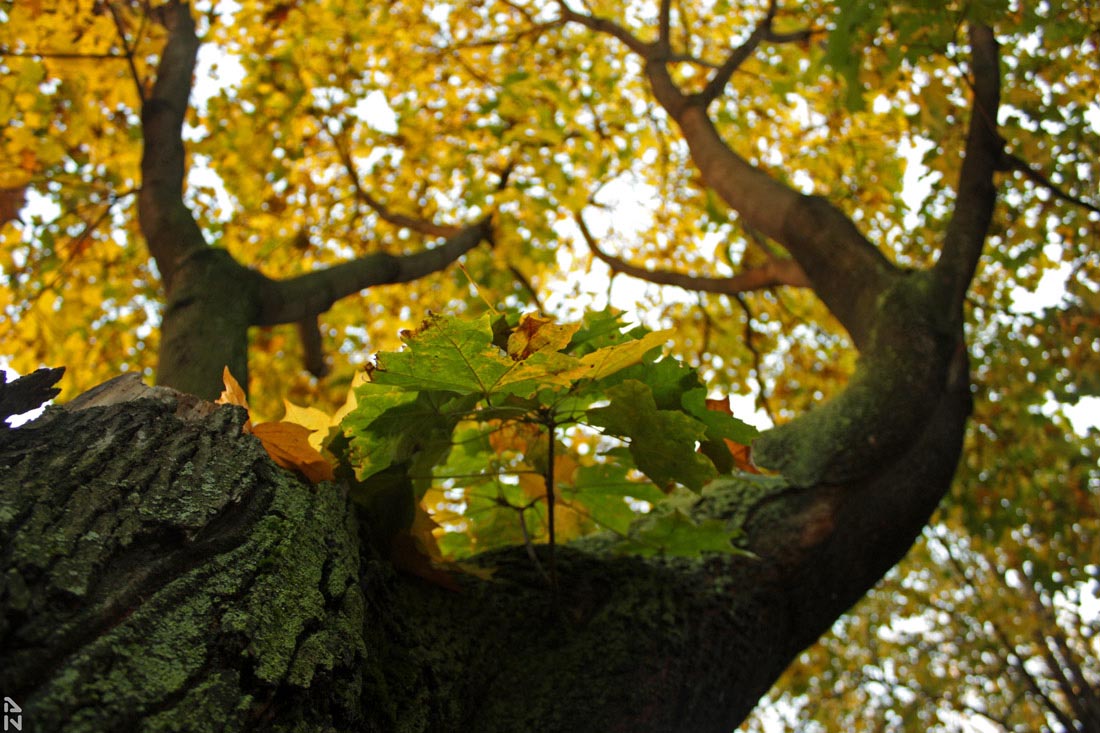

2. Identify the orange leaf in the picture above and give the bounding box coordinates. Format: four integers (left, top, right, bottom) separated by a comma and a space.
705, 396, 760, 473
724, 439, 759, 474
251, 421, 336, 483
216, 366, 249, 408
216, 367, 252, 432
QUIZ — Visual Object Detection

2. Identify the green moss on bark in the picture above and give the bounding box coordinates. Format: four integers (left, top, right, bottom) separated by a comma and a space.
1, 396, 367, 732
753, 271, 956, 486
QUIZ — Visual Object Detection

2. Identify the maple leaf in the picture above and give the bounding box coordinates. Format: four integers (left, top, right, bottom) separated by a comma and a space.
282, 399, 338, 451
701, 396, 760, 474
217, 368, 334, 483
588, 380, 716, 492
216, 367, 252, 429
390, 503, 461, 592
251, 421, 335, 484
578, 329, 672, 380
506, 312, 580, 360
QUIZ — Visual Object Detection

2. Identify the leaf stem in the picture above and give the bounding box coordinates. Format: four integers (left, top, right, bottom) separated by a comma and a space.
544, 413, 558, 588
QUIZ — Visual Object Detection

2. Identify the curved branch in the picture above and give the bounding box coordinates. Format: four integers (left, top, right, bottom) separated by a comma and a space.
693, 0, 777, 108
333, 134, 465, 239
555, 1, 655, 59
257, 219, 492, 325
577, 213, 809, 294
653, 93, 898, 346
1004, 152, 1100, 216
562, 2, 899, 346
934, 23, 1002, 317
138, 0, 207, 285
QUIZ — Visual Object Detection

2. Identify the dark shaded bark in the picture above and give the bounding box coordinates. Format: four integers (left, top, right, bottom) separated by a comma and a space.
139, 2, 491, 399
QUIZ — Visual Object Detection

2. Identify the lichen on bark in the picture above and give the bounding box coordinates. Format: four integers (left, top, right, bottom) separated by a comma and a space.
752, 271, 959, 487
0, 392, 367, 732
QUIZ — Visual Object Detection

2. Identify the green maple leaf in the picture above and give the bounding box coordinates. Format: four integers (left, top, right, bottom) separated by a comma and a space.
588, 380, 717, 492
563, 463, 666, 535
608, 356, 702, 409
681, 388, 759, 445
371, 313, 586, 399
342, 384, 476, 484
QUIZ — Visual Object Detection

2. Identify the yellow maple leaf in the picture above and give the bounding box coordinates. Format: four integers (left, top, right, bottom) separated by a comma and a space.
216, 368, 335, 483
282, 399, 335, 451
216, 366, 249, 408
506, 312, 581, 360
251, 421, 335, 484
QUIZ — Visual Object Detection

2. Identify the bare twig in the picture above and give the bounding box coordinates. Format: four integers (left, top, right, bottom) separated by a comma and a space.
106, 1, 146, 101
1003, 152, 1100, 216
331, 131, 463, 239
733, 294, 776, 422
509, 264, 546, 312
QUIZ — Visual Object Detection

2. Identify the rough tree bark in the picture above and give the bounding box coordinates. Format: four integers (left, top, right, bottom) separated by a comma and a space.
0, 5, 1004, 733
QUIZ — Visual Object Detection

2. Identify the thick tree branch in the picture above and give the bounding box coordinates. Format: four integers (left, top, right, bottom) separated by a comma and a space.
138, 0, 207, 285
577, 213, 809, 294
934, 23, 1002, 317
3, 361, 973, 732
559, 10, 895, 348
257, 218, 492, 325
651, 85, 899, 346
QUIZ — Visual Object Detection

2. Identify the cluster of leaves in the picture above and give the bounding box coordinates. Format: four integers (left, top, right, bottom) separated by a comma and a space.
211, 307, 762, 579
329, 308, 760, 571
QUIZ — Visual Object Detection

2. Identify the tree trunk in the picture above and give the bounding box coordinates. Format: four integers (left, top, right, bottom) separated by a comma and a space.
1, 287, 970, 733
